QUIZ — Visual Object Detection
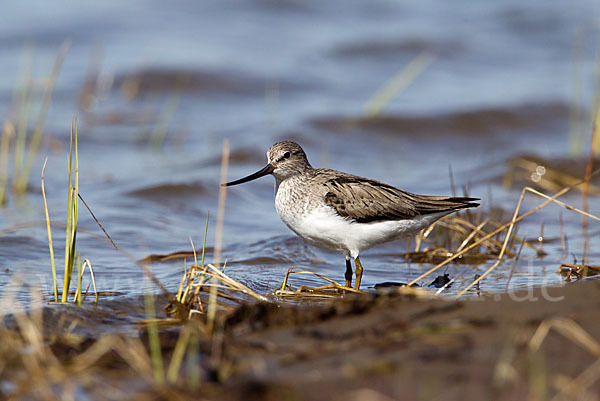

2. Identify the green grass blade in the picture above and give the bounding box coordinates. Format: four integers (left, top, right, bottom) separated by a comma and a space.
41, 157, 58, 302
62, 120, 75, 302
72, 117, 79, 297
61, 116, 79, 303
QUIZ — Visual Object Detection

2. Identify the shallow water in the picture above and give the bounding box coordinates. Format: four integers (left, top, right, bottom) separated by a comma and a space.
1, 0, 599, 303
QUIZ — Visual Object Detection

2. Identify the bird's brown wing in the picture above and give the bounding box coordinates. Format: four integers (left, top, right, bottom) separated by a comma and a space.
322, 174, 479, 223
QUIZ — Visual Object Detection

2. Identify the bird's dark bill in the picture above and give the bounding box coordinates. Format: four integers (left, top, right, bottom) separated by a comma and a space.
223, 164, 274, 186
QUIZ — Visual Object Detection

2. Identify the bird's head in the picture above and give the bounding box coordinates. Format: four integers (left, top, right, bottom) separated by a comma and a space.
223, 141, 312, 186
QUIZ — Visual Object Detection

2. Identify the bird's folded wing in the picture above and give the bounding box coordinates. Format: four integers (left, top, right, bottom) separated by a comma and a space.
322, 175, 478, 223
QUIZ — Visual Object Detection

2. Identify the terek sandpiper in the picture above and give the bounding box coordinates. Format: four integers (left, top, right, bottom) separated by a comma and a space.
224, 141, 479, 290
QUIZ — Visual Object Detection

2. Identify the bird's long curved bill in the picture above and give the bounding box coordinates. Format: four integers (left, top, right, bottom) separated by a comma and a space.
222, 164, 274, 186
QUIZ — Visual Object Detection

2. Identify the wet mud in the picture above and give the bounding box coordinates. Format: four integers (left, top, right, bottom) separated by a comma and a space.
2, 280, 600, 400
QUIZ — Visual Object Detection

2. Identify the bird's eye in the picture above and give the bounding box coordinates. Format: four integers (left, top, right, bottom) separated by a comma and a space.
283, 151, 291, 159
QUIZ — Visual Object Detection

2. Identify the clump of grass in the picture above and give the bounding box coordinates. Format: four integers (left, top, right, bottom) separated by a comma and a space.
166, 241, 269, 320
0, 280, 200, 399
42, 117, 95, 304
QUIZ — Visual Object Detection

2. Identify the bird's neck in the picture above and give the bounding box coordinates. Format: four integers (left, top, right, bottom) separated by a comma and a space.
274, 177, 282, 196
273, 170, 304, 197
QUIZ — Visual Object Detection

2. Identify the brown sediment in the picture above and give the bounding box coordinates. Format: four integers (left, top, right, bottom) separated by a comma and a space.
331, 37, 466, 59
3, 280, 600, 400
311, 102, 569, 136
114, 68, 264, 98
213, 280, 600, 400
139, 249, 213, 264
126, 183, 210, 200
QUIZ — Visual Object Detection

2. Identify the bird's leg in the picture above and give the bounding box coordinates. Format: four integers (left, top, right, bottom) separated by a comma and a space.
354, 257, 364, 290
344, 258, 353, 288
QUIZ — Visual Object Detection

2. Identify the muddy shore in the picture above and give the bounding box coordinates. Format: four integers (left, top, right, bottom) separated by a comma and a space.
213, 281, 600, 401
3, 279, 600, 400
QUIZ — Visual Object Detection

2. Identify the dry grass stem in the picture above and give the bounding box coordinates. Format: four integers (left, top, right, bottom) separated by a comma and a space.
207, 140, 229, 332
77, 193, 119, 250
170, 261, 269, 320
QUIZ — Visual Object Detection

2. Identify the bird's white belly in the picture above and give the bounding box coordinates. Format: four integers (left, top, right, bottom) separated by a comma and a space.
275, 198, 446, 258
